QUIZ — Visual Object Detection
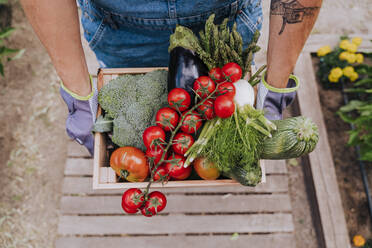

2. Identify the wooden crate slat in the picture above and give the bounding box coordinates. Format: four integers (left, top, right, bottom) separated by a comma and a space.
56, 234, 295, 248
62, 175, 288, 195
60, 194, 292, 214
294, 52, 350, 247
67, 141, 91, 158
58, 214, 294, 235
64, 158, 286, 176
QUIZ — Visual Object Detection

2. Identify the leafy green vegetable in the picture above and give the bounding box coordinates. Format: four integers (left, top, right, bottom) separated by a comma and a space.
92, 115, 113, 133
96, 70, 168, 149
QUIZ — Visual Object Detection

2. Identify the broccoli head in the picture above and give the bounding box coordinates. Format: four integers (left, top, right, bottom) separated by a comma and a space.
98, 70, 168, 150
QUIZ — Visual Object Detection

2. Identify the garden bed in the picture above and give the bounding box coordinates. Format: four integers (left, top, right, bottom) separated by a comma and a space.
312, 55, 372, 238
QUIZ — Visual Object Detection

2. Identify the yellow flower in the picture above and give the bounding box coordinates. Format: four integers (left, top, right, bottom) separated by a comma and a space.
353, 235, 366, 247
350, 72, 359, 82
352, 37, 362, 46
328, 74, 339, 83
346, 43, 358, 53
356, 53, 364, 63
342, 66, 355, 78
346, 53, 356, 64
330, 67, 343, 78
339, 39, 351, 50
317, 45, 331, 57
339, 51, 349, 61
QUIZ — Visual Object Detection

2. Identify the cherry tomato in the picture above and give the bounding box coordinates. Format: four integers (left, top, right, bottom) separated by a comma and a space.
121, 188, 144, 213
168, 88, 191, 112
209, 67, 224, 83
172, 132, 194, 155
153, 165, 170, 182
180, 111, 203, 134
197, 99, 215, 120
141, 191, 167, 217
217, 82, 236, 98
193, 157, 220, 180
143, 126, 166, 150
193, 76, 216, 99
122, 203, 139, 214
110, 147, 149, 182
214, 95, 235, 118
222, 62, 242, 83
146, 147, 167, 166
165, 154, 192, 180
155, 107, 179, 131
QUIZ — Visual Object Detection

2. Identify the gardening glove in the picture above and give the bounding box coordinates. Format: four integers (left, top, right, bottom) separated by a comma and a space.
256, 71, 300, 120
60, 76, 98, 156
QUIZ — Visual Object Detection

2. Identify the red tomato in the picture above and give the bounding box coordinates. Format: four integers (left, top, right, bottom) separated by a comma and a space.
217, 82, 236, 98
168, 88, 191, 112
146, 147, 167, 166
122, 203, 138, 214
143, 126, 166, 150
155, 107, 179, 131
110, 147, 149, 182
193, 76, 216, 99
141, 191, 167, 217
214, 95, 235, 118
209, 67, 224, 83
165, 154, 192, 180
153, 165, 170, 182
121, 188, 144, 213
222, 62, 242, 83
197, 99, 215, 120
193, 157, 220, 180
180, 111, 203, 134
172, 132, 194, 155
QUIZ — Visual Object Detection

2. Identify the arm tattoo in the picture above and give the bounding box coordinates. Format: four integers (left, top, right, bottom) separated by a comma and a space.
270, 0, 320, 35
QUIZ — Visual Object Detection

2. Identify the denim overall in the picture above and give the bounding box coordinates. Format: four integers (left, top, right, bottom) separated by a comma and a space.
78, 0, 263, 68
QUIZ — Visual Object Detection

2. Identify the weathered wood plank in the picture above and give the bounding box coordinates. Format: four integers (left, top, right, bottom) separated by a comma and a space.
64, 158, 287, 176
67, 141, 91, 158
294, 52, 350, 248
56, 234, 295, 248
58, 214, 294, 235
62, 175, 288, 195
61, 194, 291, 214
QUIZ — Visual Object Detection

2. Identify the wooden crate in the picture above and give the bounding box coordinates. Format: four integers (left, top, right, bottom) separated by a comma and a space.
93, 67, 266, 190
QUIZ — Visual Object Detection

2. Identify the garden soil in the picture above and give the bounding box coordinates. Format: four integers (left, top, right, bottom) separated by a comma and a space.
0, 0, 371, 247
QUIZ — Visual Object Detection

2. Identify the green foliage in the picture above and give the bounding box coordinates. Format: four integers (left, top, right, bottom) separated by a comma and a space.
0, 27, 24, 76
363, 239, 372, 248
198, 106, 267, 186
95, 70, 168, 149
169, 14, 262, 78
337, 61, 372, 162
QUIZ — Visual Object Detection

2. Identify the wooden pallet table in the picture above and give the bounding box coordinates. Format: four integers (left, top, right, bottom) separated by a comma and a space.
57, 141, 294, 248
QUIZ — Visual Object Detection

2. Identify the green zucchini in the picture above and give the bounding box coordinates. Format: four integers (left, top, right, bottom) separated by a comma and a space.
260, 116, 319, 160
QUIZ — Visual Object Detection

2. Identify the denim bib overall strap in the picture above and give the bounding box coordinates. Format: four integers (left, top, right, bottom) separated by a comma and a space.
78, 0, 263, 68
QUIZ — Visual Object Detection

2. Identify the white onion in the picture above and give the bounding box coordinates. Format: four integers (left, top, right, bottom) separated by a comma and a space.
233, 79, 255, 108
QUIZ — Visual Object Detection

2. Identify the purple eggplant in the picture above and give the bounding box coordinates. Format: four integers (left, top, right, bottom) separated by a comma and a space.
168, 47, 209, 98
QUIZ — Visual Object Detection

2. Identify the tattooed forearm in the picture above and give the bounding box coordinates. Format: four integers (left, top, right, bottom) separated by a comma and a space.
270, 0, 320, 35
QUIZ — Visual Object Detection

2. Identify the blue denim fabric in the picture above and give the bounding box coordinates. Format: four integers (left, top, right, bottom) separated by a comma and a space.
78, 0, 263, 68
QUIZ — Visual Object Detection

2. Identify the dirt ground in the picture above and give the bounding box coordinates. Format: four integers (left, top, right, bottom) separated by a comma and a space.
0, 0, 371, 247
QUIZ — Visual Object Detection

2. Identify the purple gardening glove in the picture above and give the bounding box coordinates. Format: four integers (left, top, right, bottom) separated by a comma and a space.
256, 71, 300, 120
60, 76, 98, 156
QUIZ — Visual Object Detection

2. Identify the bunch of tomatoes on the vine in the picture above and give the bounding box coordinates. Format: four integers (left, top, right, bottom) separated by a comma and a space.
119, 62, 242, 217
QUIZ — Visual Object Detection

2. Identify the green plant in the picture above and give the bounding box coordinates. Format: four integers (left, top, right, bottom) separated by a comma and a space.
316, 36, 364, 88
0, 27, 23, 76
337, 53, 372, 162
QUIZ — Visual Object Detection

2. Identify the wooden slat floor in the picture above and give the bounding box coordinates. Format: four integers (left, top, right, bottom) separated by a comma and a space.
56, 141, 295, 248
